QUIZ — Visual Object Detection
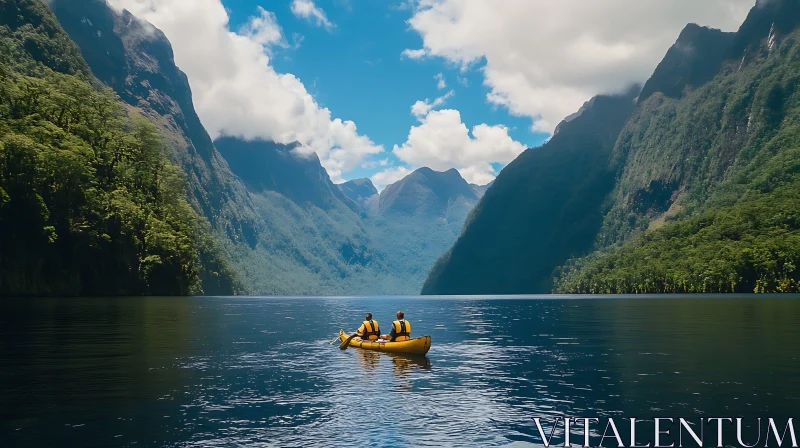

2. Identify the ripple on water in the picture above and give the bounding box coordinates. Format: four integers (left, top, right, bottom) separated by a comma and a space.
2, 296, 800, 447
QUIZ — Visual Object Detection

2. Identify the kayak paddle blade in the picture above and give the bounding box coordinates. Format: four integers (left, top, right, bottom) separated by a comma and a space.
339, 333, 357, 350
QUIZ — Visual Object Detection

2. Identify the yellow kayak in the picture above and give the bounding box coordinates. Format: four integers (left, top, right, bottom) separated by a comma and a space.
338, 329, 431, 355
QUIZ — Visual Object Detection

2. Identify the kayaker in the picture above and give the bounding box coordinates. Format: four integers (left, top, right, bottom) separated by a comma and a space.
355, 313, 381, 341
382, 310, 412, 342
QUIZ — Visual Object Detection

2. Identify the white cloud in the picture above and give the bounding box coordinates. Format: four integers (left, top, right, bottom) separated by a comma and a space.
240, 6, 283, 47
361, 158, 390, 169
290, 0, 335, 31
108, 0, 380, 183
457, 76, 469, 87
371, 166, 413, 191
392, 109, 525, 185
410, 89, 454, 119
405, 0, 754, 133
435, 72, 446, 89
401, 48, 428, 59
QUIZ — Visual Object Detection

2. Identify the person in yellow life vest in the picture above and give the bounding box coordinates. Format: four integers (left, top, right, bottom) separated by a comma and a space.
355, 313, 380, 341
382, 310, 411, 342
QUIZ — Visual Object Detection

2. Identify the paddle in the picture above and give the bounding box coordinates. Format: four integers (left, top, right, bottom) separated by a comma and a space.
339, 332, 358, 350
328, 336, 341, 345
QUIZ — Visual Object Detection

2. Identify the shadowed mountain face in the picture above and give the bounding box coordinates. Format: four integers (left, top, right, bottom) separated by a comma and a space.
379, 168, 478, 218
214, 137, 358, 212
638, 23, 735, 102
422, 89, 639, 295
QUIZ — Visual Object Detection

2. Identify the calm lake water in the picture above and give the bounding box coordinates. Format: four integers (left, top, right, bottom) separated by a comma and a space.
1, 296, 799, 447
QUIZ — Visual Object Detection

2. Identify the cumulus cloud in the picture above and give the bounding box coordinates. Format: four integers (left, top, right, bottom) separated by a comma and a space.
405, 0, 754, 133
435, 72, 446, 89
410, 90, 454, 119
240, 7, 283, 47
392, 109, 526, 185
108, 0, 380, 183
290, 0, 335, 30
371, 166, 413, 191
401, 48, 428, 59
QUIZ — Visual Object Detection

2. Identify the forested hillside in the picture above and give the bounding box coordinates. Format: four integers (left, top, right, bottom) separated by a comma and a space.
555, 0, 800, 293
46, 0, 483, 296
424, 0, 800, 295
0, 0, 238, 296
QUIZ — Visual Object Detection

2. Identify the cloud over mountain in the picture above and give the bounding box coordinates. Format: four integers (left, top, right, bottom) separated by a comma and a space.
390, 109, 525, 185
405, 0, 753, 132
108, 0, 380, 182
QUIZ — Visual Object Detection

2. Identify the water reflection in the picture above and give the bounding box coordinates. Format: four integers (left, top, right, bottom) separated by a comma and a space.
357, 349, 380, 372
1, 296, 799, 447
388, 353, 431, 373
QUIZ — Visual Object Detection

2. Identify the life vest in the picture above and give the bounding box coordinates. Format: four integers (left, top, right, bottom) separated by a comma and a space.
392, 320, 411, 341
361, 320, 380, 340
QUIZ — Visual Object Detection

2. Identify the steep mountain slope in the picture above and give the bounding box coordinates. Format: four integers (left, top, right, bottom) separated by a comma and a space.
422, 89, 638, 295
212, 136, 385, 294
51, 0, 265, 281
638, 24, 735, 102
423, 0, 800, 295
368, 168, 483, 289
470, 181, 493, 198
556, 0, 800, 293
48, 0, 489, 295
379, 167, 478, 218
0, 0, 237, 295
215, 137, 358, 212
339, 178, 378, 209
213, 140, 482, 293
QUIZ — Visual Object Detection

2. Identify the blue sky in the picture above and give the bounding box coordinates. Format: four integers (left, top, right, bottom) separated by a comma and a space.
221, 0, 549, 183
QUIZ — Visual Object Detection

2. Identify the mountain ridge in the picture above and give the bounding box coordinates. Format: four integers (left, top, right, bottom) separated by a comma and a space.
379, 167, 478, 218
424, 0, 800, 295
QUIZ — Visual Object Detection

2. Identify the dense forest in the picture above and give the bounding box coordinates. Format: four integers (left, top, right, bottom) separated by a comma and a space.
424, 0, 800, 295
0, 0, 237, 296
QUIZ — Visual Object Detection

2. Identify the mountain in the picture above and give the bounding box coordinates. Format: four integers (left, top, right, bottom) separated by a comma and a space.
0, 0, 237, 295
51, 0, 261, 244
339, 178, 378, 207
425, 0, 800, 295
210, 137, 480, 294
637, 24, 735, 102
379, 167, 478, 218
359, 167, 480, 292
46, 0, 486, 296
215, 137, 358, 212
556, 0, 800, 293
421, 89, 638, 295
470, 181, 493, 198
